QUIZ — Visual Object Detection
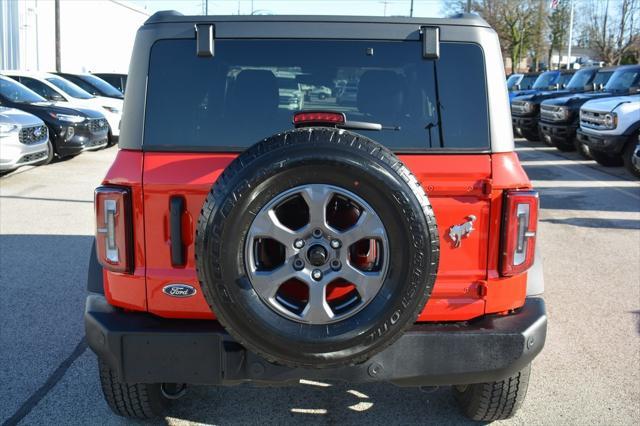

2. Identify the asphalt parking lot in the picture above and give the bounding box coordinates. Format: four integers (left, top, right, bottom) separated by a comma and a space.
1, 141, 639, 425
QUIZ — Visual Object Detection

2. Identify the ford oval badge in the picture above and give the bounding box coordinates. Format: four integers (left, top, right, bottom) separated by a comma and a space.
162, 284, 197, 298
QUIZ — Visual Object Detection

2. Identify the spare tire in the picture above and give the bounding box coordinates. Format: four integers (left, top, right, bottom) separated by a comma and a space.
195, 128, 439, 368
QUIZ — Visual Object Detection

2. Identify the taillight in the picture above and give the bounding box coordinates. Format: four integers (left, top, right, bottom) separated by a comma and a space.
500, 190, 538, 276
95, 186, 133, 273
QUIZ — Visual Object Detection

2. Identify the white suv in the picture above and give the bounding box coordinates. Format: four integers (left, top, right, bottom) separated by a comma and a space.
577, 95, 640, 177
0, 107, 50, 174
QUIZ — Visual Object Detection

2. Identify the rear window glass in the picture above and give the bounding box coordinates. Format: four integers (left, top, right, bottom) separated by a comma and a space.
144, 39, 489, 151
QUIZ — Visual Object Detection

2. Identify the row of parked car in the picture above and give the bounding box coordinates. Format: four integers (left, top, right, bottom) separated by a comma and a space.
508, 64, 640, 178
0, 71, 127, 175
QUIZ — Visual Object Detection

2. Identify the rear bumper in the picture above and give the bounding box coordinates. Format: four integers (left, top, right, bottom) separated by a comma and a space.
539, 121, 577, 142
85, 295, 547, 386
576, 129, 628, 154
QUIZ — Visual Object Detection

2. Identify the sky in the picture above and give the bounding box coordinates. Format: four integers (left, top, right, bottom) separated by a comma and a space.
126, 0, 449, 17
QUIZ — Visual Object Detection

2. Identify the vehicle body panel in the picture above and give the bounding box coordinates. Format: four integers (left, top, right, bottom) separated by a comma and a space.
96, 149, 530, 322
141, 153, 493, 321
93, 15, 536, 323
101, 150, 147, 311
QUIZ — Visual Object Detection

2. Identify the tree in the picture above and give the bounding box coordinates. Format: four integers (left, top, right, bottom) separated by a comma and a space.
501, 1, 538, 72
530, 0, 549, 71
447, 0, 545, 72
582, 0, 640, 65
547, 0, 570, 69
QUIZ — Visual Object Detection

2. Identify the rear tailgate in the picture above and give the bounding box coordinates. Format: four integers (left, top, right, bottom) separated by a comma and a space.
142, 152, 492, 321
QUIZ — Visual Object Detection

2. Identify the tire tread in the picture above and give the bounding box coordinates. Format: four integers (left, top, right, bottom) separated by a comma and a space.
98, 360, 165, 419
454, 364, 531, 421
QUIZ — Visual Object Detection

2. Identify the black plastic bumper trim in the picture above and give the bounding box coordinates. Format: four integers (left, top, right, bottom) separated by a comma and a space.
85, 295, 547, 386
576, 129, 629, 153
86, 239, 104, 294
538, 121, 577, 140
512, 116, 538, 131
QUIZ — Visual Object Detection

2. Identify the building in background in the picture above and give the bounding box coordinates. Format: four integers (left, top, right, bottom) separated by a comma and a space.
1, 0, 149, 73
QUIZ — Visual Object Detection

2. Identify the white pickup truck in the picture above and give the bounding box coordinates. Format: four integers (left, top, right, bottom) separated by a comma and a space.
577, 95, 640, 178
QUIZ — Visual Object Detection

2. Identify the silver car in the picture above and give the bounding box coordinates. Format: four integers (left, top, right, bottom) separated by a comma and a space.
0, 107, 50, 174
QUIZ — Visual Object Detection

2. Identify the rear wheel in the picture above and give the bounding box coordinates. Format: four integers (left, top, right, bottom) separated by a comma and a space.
590, 149, 624, 167
622, 134, 640, 178
98, 359, 173, 419
453, 364, 531, 421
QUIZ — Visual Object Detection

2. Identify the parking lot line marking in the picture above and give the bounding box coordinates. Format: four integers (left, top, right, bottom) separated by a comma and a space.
517, 140, 637, 184
299, 379, 332, 387
515, 147, 558, 152
532, 181, 640, 188
290, 408, 328, 414
537, 164, 640, 201
520, 160, 596, 166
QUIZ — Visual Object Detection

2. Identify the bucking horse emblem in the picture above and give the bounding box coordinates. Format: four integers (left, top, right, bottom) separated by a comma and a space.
448, 215, 477, 248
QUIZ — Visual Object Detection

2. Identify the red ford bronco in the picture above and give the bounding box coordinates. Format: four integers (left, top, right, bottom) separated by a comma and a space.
85, 12, 546, 421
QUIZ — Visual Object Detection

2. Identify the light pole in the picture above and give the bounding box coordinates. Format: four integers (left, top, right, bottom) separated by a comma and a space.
566, 0, 574, 69
54, 0, 60, 72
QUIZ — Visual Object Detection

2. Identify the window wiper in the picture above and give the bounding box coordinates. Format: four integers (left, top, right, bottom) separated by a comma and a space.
339, 120, 401, 131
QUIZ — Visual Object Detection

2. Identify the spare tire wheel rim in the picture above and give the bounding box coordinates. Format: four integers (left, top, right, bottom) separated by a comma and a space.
244, 184, 389, 324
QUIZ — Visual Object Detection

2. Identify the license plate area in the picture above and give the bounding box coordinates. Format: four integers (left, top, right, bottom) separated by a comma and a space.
122, 333, 222, 383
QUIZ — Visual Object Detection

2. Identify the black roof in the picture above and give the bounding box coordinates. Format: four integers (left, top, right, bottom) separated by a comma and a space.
144, 10, 489, 28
